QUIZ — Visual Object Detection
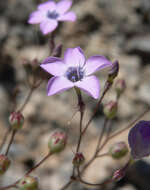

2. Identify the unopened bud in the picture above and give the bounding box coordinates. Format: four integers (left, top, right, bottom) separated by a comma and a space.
112, 168, 126, 181
9, 111, 24, 130
104, 101, 118, 119
108, 60, 119, 82
115, 79, 126, 97
0, 154, 11, 175
72, 152, 85, 166
48, 130, 67, 154
17, 176, 38, 190
109, 141, 128, 159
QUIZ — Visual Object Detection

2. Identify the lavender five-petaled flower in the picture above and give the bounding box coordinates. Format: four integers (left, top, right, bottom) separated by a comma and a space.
128, 120, 150, 159
28, 0, 76, 35
40, 47, 112, 99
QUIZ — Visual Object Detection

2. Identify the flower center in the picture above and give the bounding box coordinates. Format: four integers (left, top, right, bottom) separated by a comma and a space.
65, 67, 84, 82
47, 10, 59, 19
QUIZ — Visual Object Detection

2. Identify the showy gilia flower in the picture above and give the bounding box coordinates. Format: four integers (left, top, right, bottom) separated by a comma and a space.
128, 120, 150, 159
40, 47, 112, 99
28, 0, 76, 34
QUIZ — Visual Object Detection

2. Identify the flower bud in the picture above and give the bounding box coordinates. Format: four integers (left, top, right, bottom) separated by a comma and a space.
128, 120, 150, 159
108, 60, 119, 82
109, 141, 128, 159
17, 176, 38, 190
112, 161, 129, 181
72, 152, 85, 166
0, 154, 11, 175
9, 111, 24, 130
48, 130, 67, 154
115, 79, 126, 97
112, 168, 126, 181
103, 101, 118, 119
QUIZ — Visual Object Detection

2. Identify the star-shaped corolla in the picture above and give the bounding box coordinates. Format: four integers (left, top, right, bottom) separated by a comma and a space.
128, 120, 150, 159
40, 47, 112, 99
28, 0, 76, 35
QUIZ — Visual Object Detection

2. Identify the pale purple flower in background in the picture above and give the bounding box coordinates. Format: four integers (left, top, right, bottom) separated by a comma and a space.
40, 47, 112, 99
128, 120, 150, 159
28, 0, 76, 35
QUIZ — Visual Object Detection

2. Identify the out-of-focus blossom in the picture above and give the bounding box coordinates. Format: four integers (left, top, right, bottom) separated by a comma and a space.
28, 0, 76, 34
128, 120, 150, 159
40, 47, 112, 99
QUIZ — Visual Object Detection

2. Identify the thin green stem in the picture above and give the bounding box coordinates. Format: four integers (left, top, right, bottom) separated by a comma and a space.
76, 111, 84, 153
96, 152, 108, 158
0, 127, 11, 153
18, 87, 34, 112
59, 180, 73, 190
98, 106, 150, 152
78, 177, 112, 186
0, 152, 52, 190
74, 87, 85, 153
77, 166, 112, 186
5, 130, 16, 156
81, 118, 109, 174
82, 82, 112, 136
25, 152, 52, 176
95, 118, 108, 154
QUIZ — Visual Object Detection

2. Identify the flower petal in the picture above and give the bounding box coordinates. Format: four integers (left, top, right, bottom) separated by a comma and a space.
38, 1, 56, 11
40, 57, 66, 76
85, 56, 112, 75
128, 120, 150, 159
56, 0, 72, 14
47, 76, 74, 96
40, 20, 58, 35
64, 47, 85, 67
58, 11, 76, 22
28, 11, 45, 24
75, 76, 100, 99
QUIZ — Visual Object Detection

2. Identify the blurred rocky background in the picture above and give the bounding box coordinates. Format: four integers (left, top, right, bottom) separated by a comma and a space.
0, 0, 150, 189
